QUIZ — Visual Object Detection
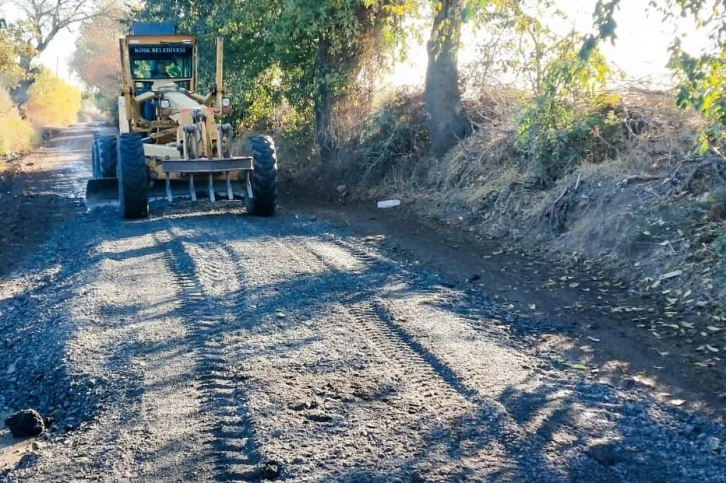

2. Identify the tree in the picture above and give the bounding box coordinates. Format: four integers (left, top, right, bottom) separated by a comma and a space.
586, 0, 726, 152
135, 0, 411, 162
0, 24, 30, 87
11, 0, 97, 71
423, 0, 559, 156
425, 0, 470, 157
69, 2, 123, 99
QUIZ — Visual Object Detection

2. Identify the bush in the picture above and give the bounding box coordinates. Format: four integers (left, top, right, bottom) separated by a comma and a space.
515, 95, 623, 187
512, 38, 616, 188
25, 69, 82, 128
356, 89, 428, 181
0, 88, 35, 156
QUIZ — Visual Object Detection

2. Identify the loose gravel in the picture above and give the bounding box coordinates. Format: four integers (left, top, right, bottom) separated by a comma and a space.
1, 125, 726, 482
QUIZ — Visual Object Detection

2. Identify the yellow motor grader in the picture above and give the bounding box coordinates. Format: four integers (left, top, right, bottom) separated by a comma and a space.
86, 22, 277, 218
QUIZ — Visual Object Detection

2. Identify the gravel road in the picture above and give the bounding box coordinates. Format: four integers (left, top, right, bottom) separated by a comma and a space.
1, 124, 726, 482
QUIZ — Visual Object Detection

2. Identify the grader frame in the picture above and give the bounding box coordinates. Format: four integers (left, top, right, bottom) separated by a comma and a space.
86, 22, 278, 218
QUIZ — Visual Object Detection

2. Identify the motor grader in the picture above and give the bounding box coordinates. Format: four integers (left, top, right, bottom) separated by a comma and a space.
86, 22, 277, 218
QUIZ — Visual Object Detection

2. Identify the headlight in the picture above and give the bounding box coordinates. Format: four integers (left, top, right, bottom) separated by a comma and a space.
221, 97, 231, 108
160, 99, 170, 109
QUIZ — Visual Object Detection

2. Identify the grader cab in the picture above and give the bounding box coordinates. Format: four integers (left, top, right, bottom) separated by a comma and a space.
86, 22, 278, 218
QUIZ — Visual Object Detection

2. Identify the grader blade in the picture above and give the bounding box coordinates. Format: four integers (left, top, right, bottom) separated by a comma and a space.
85, 178, 119, 208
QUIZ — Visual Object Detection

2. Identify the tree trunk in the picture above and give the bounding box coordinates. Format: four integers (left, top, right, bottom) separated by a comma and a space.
424, 0, 470, 157
315, 81, 335, 163
315, 38, 335, 163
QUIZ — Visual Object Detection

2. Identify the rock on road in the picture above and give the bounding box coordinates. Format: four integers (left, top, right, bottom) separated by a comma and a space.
1, 124, 726, 482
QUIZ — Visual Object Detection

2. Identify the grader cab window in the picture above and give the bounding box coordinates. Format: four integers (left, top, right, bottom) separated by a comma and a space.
129, 43, 193, 90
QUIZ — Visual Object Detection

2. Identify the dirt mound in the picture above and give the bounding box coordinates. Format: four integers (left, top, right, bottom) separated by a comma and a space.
5, 410, 44, 438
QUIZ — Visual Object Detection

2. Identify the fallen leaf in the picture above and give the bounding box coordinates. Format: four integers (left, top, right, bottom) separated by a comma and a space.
528, 304, 537, 311
706, 345, 720, 353
670, 399, 686, 406
569, 282, 580, 289
587, 336, 601, 343
566, 363, 589, 371
660, 270, 683, 281
707, 326, 723, 332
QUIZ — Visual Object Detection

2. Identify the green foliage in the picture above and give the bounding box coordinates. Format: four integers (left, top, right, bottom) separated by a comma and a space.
463, 1, 573, 93
670, 38, 726, 153
0, 27, 30, 88
589, 0, 726, 153
514, 37, 615, 187
135, 0, 413, 145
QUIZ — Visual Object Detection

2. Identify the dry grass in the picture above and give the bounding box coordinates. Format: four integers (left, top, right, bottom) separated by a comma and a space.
417, 85, 707, 222
281, 80, 725, 313
0, 89, 35, 157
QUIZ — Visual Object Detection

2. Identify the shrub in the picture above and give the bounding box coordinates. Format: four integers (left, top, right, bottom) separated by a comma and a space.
25, 69, 82, 128
0, 88, 35, 156
515, 95, 624, 187
513, 36, 617, 188
356, 89, 428, 181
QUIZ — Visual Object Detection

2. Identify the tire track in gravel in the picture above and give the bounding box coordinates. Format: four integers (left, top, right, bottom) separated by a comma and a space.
153, 222, 264, 481
7, 125, 726, 482
251, 228, 533, 480
157, 216, 485, 480
296, 236, 545, 480
319, 235, 726, 482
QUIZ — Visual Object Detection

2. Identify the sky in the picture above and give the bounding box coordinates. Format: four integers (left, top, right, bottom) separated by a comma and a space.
3, 0, 714, 89
391, 0, 712, 88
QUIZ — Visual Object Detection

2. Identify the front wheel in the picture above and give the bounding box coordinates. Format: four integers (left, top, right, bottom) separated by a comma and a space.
244, 135, 278, 216
117, 133, 149, 219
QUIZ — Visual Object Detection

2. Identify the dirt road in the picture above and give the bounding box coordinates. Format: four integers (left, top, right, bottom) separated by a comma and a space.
1, 125, 726, 481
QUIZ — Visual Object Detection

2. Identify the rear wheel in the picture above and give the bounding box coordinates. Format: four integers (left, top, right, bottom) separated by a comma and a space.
244, 135, 278, 216
117, 133, 149, 219
91, 136, 101, 179
98, 135, 117, 178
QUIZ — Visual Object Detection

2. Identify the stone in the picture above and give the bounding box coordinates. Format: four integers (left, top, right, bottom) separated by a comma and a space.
5, 409, 45, 438
585, 444, 619, 467
705, 436, 721, 453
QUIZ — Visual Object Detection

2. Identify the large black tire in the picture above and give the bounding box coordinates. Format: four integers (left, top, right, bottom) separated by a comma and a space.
91, 135, 101, 179
98, 135, 117, 178
117, 133, 149, 219
244, 135, 278, 216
